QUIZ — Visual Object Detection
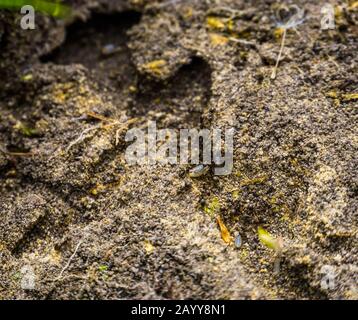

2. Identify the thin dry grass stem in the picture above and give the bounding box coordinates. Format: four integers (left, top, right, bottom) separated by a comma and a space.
4, 151, 33, 157
271, 28, 287, 80
0, 146, 33, 157
87, 113, 139, 145
228, 37, 256, 47
65, 124, 102, 153
270, 4, 305, 80
66, 113, 140, 152
56, 239, 83, 281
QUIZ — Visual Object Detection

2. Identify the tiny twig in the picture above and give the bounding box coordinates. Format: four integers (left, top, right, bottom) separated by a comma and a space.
66, 124, 102, 153
66, 114, 140, 151
0, 146, 33, 157
271, 28, 287, 80
56, 240, 83, 281
229, 37, 257, 47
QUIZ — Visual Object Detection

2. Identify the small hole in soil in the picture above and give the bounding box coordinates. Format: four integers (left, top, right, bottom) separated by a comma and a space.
40, 11, 141, 89
132, 57, 213, 128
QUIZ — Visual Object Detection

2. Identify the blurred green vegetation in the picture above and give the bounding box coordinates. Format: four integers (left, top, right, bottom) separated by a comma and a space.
0, 0, 72, 19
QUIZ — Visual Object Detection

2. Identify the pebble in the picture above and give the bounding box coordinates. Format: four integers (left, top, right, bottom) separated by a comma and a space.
235, 234, 242, 248
101, 44, 119, 56
189, 165, 209, 178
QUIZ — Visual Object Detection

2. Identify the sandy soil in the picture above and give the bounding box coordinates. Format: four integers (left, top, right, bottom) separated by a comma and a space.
0, 0, 357, 299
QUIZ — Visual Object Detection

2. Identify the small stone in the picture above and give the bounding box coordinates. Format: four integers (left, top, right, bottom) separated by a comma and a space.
189, 165, 209, 178
235, 234, 242, 248
101, 44, 119, 56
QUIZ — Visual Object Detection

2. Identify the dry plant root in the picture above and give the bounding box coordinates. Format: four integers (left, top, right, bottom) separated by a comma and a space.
66, 113, 139, 153
0, 146, 34, 157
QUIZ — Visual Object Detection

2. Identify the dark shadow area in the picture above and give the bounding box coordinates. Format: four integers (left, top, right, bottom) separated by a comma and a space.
131, 57, 213, 128
41, 11, 142, 91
